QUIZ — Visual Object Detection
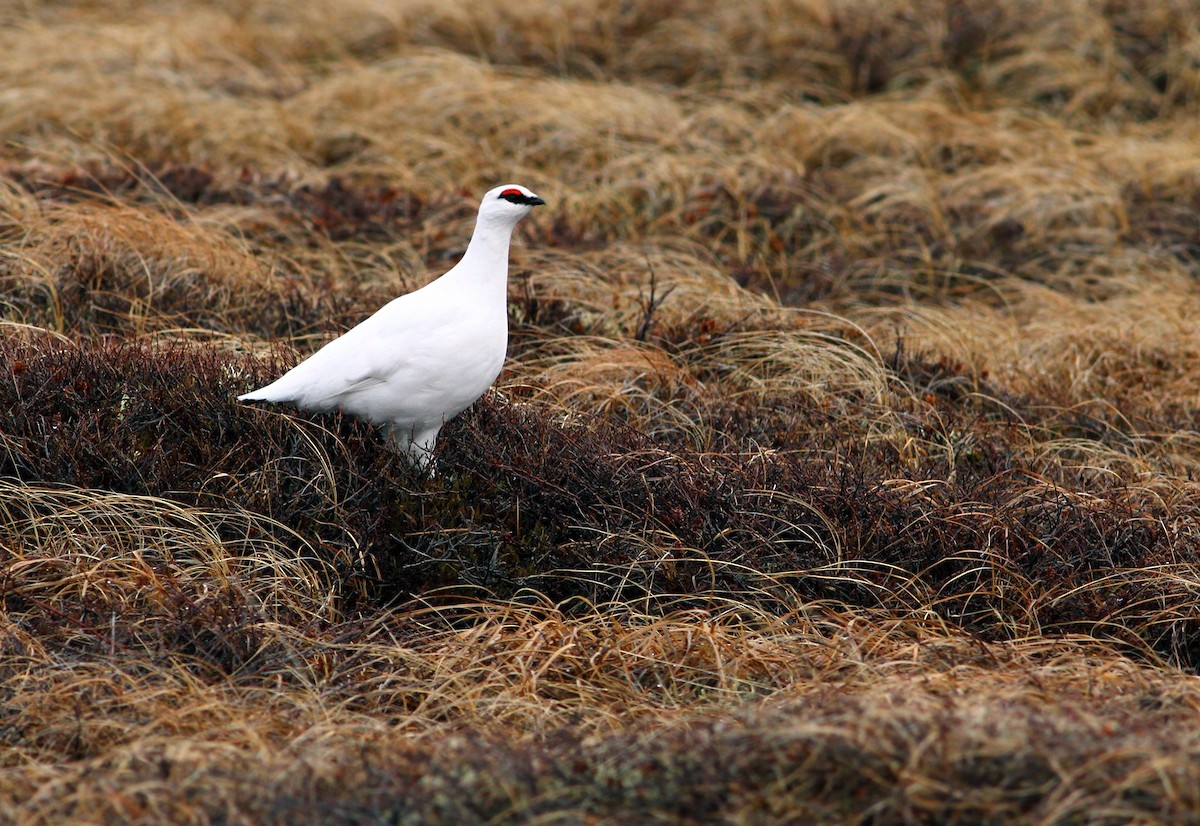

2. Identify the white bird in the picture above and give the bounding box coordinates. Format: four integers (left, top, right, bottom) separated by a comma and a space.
239, 183, 545, 470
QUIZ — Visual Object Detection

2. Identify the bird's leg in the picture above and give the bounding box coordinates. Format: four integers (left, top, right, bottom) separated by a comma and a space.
384, 423, 441, 475
409, 426, 441, 474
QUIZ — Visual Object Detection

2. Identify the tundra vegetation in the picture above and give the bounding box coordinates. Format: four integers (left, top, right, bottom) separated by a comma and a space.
3, 1, 1200, 823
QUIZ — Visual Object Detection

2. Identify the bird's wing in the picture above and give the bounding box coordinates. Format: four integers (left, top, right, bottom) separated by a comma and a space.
281, 330, 399, 408
286, 288, 464, 406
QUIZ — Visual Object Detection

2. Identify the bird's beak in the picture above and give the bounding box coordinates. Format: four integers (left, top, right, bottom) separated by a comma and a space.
529, 196, 546, 206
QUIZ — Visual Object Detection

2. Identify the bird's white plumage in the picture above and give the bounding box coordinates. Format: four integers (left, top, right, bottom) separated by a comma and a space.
239, 183, 545, 469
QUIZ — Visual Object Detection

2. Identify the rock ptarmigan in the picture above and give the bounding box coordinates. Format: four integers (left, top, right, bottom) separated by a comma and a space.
239, 183, 545, 470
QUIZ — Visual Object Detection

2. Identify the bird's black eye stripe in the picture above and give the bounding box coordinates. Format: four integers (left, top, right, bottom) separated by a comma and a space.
499, 191, 541, 205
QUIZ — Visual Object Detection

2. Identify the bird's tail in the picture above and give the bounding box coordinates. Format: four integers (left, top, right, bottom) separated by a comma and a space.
238, 383, 283, 403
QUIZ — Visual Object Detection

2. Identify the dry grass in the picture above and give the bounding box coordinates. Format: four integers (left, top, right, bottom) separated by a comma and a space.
4, 0, 1200, 822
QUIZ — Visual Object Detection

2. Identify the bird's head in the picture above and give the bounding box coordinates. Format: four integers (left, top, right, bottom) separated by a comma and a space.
478, 184, 546, 224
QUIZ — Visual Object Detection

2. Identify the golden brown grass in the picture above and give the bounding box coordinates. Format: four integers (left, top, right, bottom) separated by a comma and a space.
4, 0, 1200, 822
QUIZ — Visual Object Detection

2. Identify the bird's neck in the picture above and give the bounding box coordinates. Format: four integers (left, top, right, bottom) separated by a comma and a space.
453, 217, 515, 293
